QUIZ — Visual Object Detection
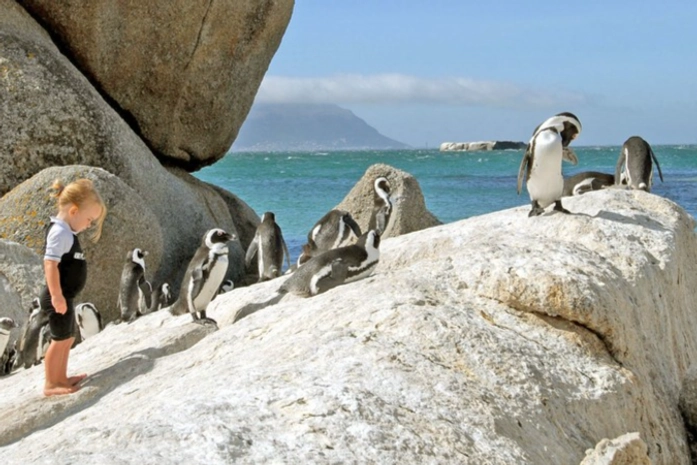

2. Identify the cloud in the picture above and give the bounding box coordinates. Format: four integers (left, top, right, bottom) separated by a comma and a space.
256, 74, 588, 108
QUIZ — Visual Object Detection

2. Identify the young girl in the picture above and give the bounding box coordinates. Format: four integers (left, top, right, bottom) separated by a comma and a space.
41, 178, 106, 396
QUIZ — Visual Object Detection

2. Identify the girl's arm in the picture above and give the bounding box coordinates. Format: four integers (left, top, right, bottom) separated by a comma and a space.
44, 260, 67, 314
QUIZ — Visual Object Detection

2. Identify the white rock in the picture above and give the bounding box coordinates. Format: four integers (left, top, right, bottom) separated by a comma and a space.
580, 432, 652, 465
0, 189, 695, 464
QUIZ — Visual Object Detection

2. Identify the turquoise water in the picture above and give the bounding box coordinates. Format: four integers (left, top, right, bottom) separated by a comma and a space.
196, 145, 697, 261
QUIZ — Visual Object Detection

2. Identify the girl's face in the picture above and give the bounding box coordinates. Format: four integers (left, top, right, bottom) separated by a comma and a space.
68, 202, 103, 234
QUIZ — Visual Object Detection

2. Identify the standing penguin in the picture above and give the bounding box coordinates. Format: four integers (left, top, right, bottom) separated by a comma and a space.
117, 248, 148, 323
298, 210, 362, 265
170, 228, 234, 324
280, 230, 381, 297
148, 282, 173, 312
368, 177, 392, 235
246, 212, 291, 281
15, 298, 43, 369
75, 303, 102, 340
615, 136, 663, 192
0, 317, 18, 365
517, 112, 582, 216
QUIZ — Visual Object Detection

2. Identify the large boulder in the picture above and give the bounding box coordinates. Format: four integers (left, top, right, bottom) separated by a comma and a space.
1, 190, 695, 464
0, 0, 253, 302
335, 163, 441, 239
0, 239, 43, 345
17, 0, 295, 170
0, 166, 164, 323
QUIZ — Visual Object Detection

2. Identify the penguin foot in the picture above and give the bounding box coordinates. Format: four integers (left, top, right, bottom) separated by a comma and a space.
553, 200, 571, 214
528, 207, 544, 217
194, 317, 218, 328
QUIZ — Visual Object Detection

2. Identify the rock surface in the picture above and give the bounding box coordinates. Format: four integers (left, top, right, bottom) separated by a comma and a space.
580, 433, 652, 465
335, 163, 441, 239
0, 190, 695, 464
679, 366, 697, 463
0, 0, 254, 314
17, 0, 294, 169
440, 141, 527, 151
0, 239, 43, 345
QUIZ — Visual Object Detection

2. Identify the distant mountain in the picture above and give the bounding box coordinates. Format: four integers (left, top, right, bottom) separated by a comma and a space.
232, 103, 410, 151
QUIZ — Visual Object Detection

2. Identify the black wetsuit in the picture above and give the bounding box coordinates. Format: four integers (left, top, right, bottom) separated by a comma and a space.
40, 222, 87, 341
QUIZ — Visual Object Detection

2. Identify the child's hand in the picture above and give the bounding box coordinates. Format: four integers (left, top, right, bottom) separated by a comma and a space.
52, 295, 67, 314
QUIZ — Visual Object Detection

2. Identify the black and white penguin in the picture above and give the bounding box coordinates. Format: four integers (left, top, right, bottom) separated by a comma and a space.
280, 230, 381, 297
218, 279, 234, 295
1, 340, 17, 375
15, 298, 43, 369
0, 317, 18, 370
75, 303, 102, 340
170, 228, 234, 324
368, 177, 392, 235
615, 136, 663, 192
117, 248, 149, 323
246, 212, 291, 281
148, 282, 172, 312
298, 210, 362, 265
517, 112, 582, 216
562, 171, 615, 197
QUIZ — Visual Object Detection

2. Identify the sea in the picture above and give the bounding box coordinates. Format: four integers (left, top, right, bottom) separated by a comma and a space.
196, 145, 697, 263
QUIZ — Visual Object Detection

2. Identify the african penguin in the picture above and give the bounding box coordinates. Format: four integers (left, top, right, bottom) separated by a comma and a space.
517, 112, 582, 216
615, 136, 664, 192
1, 340, 17, 375
298, 210, 362, 265
75, 303, 102, 340
170, 228, 234, 325
562, 171, 615, 197
0, 317, 18, 368
218, 279, 234, 295
15, 298, 41, 369
368, 177, 392, 235
117, 248, 148, 323
280, 230, 381, 297
148, 282, 173, 312
246, 212, 291, 281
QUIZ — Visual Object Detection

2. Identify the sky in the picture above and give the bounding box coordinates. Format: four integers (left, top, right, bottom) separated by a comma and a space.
255, 1, 697, 147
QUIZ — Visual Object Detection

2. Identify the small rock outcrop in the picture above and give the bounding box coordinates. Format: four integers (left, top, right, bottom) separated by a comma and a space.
440, 141, 527, 151
580, 433, 652, 465
1, 190, 695, 464
0, 239, 43, 343
0, 166, 164, 324
17, 0, 294, 169
335, 163, 441, 239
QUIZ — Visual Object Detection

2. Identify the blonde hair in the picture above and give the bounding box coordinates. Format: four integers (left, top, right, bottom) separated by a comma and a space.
51, 178, 107, 242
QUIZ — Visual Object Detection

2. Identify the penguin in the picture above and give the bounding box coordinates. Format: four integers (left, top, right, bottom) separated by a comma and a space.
218, 279, 234, 295
0, 317, 18, 369
117, 248, 148, 323
562, 171, 615, 197
615, 136, 664, 192
1, 340, 17, 375
246, 212, 291, 281
368, 177, 392, 235
75, 303, 102, 340
298, 210, 362, 265
170, 228, 234, 324
280, 230, 381, 297
517, 112, 582, 216
15, 298, 41, 369
148, 282, 172, 312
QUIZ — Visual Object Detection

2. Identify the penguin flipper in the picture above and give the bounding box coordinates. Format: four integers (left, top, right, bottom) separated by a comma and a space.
137, 277, 152, 313
615, 151, 626, 185
187, 267, 205, 314
562, 147, 578, 165
245, 235, 258, 268
650, 146, 664, 182
343, 213, 363, 238
316, 259, 349, 295
516, 146, 532, 195
281, 236, 291, 271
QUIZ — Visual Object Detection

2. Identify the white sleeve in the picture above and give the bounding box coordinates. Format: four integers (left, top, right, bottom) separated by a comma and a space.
44, 227, 73, 262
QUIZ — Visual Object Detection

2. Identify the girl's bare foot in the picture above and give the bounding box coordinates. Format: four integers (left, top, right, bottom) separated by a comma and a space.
68, 374, 87, 386
44, 383, 80, 397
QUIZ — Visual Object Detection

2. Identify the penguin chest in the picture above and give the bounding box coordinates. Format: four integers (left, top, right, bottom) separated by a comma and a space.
527, 137, 564, 207
0, 331, 9, 355
192, 256, 228, 311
